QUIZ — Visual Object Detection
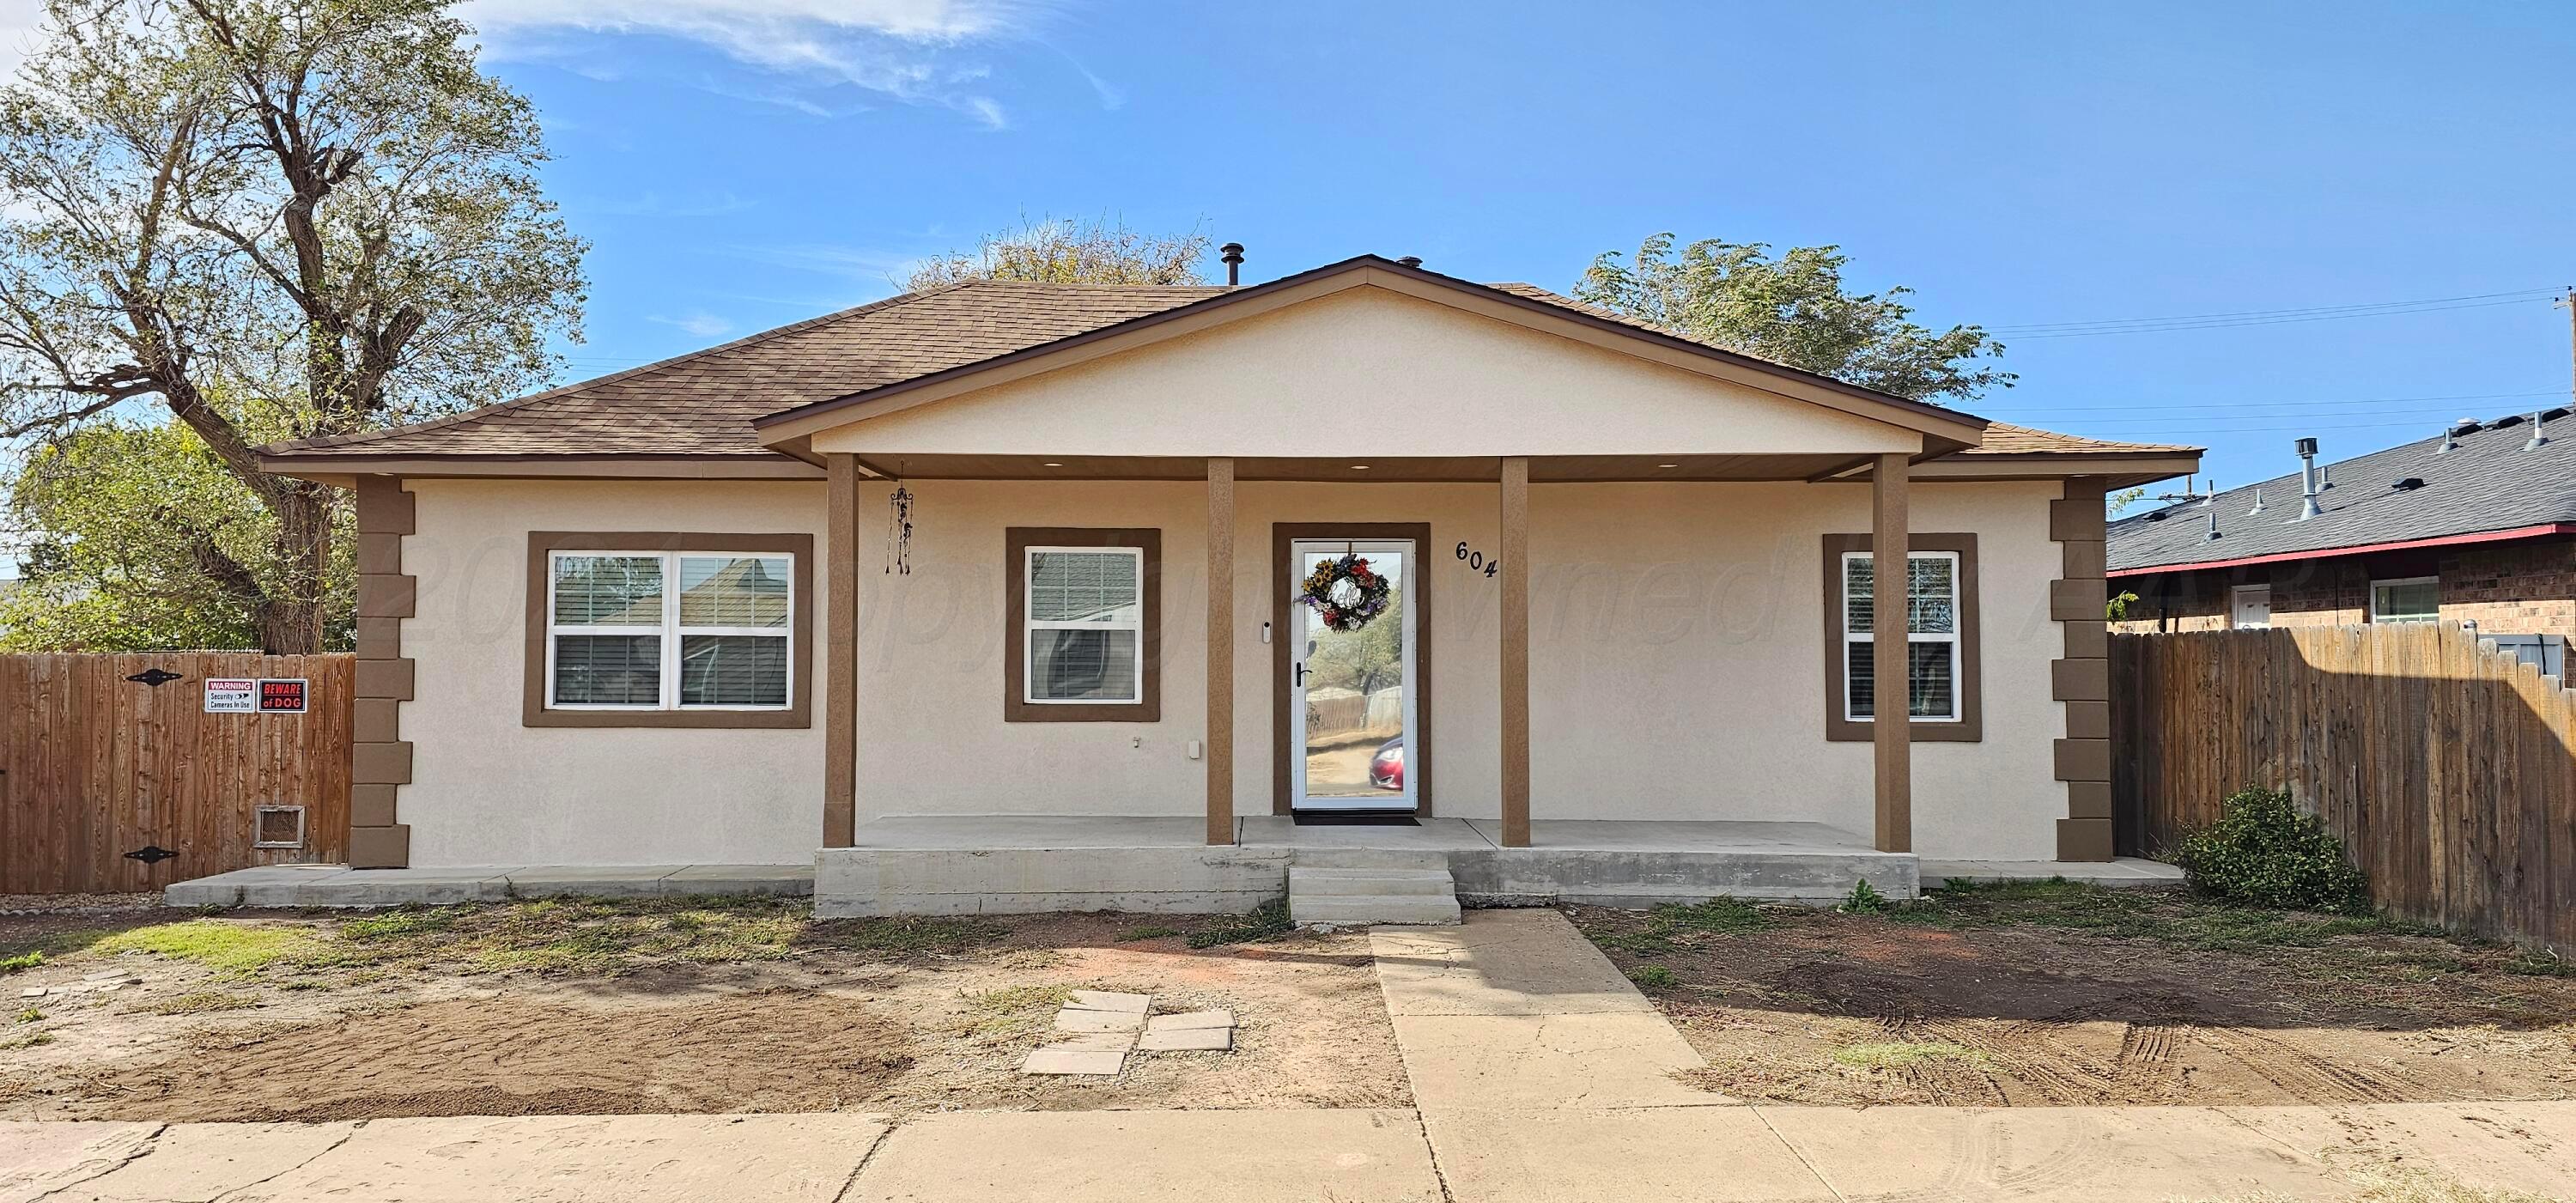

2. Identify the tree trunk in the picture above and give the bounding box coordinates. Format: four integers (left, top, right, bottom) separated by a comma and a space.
258, 485, 331, 654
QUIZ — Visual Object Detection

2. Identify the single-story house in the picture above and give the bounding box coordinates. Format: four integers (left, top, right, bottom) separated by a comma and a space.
2111, 413, 2576, 665
258, 254, 2198, 914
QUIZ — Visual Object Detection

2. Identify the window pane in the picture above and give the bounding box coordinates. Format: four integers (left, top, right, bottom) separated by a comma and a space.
1908, 641, 1956, 719
554, 556, 665, 626
678, 556, 790, 628
680, 635, 788, 706
1030, 550, 1140, 624
2375, 580, 2438, 623
1844, 557, 1873, 634
1030, 628, 1139, 702
1909, 557, 1955, 634
553, 635, 661, 704
1847, 640, 1957, 720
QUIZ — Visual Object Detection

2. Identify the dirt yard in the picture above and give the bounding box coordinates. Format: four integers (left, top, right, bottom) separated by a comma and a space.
0, 898, 1407, 1122
1571, 882, 2576, 1109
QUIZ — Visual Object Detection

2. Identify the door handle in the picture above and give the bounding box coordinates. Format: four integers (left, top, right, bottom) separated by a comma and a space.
1292, 662, 1309, 687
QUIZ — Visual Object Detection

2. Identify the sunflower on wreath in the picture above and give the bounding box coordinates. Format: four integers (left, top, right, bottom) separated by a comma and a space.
1297, 553, 1393, 632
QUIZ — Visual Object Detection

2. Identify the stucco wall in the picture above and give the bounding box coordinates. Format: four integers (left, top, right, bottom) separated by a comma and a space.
811, 287, 1922, 460
398, 479, 827, 866
394, 475, 2068, 865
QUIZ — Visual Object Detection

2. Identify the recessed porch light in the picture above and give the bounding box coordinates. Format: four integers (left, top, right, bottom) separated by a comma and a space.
1656, 463, 1680, 469
1350, 464, 1370, 471
1042, 461, 1064, 467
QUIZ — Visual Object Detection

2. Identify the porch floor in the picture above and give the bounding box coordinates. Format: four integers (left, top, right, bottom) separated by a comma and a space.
848, 814, 1886, 857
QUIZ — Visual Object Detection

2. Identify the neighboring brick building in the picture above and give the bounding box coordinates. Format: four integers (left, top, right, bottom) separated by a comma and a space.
2109, 411, 2576, 640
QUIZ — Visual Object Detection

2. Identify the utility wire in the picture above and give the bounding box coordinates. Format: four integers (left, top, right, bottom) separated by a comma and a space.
1986, 287, 2562, 334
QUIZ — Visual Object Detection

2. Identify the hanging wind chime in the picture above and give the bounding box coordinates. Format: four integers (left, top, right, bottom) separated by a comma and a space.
885, 483, 914, 574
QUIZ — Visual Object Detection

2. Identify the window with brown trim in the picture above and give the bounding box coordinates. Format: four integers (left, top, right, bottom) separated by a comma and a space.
523, 532, 813, 728
1005, 528, 1162, 722
1821, 533, 1982, 742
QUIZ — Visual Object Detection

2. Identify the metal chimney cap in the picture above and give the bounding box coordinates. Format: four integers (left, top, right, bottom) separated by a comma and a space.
2295, 436, 2318, 458
1395, 256, 1424, 269
1218, 242, 1245, 286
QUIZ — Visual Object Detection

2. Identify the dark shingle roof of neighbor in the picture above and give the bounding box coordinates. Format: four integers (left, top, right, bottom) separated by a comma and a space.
2108, 410, 2576, 572
260, 275, 2187, 464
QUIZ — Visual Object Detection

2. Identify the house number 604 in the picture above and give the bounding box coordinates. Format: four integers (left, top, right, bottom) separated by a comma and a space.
1455, 541, 1500, 578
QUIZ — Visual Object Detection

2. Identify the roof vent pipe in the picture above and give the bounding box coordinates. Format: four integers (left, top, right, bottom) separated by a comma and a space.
2294, 437, 2324, 521
2202, 480, 2216, 507
1218, 242, 1245, 286
2247, 487, 2264, 517
2527, 411, 2549, 451
2438, 424, 2458, 453
2205, 509, 2222, 540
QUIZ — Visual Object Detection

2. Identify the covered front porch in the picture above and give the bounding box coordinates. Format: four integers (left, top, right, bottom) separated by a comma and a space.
814, 815, 1917, 917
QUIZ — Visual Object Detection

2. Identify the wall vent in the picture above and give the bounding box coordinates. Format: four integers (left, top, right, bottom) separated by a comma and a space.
254, 805, 307, 849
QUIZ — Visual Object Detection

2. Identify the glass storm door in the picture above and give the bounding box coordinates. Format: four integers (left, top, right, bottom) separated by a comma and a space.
1291, 538, 1419, 811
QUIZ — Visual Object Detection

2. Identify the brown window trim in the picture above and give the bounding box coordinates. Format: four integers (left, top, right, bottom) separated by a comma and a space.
1005, 527, 1163, 722
1820, 532, 1983, 743
523, 532, 814, 729
1270, 522, 1433, 816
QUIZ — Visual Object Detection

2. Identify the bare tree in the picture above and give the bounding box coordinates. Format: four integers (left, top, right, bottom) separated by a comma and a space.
0, 0, 586, 652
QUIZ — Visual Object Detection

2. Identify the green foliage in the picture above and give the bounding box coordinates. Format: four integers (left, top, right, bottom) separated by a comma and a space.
2176, 787, 2373, 914
3, 420, 350, 650
139, 990, 259, 1015
0, 0, 586, 651
94, 920, 322, 975
13, 1007, 40, 1023
0, 951, 43, 974
1891, 878, 2406, 952
1574, 233, 2014, 403
908, 213, 1211, 290
1188, 898, 1295, 948
1838, 879, 1888, 914
1626, 963, 1675, 989
1118, 926, 1182, 942
1304, 586, 1405, 697
2106, 590, 2140, 623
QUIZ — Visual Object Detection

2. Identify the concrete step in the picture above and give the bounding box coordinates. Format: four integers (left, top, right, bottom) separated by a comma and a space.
1289, 866, 1454, 896
1285, 848, 1453, 872
1290, 894, 1462, 927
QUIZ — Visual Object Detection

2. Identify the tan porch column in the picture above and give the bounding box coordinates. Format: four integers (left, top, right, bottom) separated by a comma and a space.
1206, 458, 1236, 846
1499, 456, 1532, 848
1871, 453, 1912, 853
824, 453, 859, 848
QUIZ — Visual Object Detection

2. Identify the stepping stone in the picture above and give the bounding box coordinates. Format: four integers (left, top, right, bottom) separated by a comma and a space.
82, 969, 125, 982
1021, 1032, 1131, 1076
1054, 1008, 1145, 1034
1064, 990, 1150, 1015
18, 987, 44, 999
1145, 1010, 1233, 1032
1138, 1025, 1232, 1052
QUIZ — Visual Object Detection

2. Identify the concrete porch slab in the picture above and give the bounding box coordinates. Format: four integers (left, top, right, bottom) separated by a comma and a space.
166, 863, 813, 908
847, 1109, 1443, 1203
1918, 856, 2184, 889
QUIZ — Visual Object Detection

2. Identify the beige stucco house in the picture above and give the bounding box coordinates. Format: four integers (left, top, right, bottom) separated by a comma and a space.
260, 255, 2197, 914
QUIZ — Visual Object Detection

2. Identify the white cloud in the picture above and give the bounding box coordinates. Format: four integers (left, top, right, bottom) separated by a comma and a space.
0, 0, 46, 80
460, 0, 1047, 128
648, 311, 736, 337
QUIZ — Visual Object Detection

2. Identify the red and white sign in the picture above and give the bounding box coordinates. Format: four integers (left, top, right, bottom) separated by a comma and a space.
258, 678, 308, 714
204, 679, 257, 713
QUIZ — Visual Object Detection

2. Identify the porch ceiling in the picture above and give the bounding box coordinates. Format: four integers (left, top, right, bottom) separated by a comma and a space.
846, 452, 1877, 483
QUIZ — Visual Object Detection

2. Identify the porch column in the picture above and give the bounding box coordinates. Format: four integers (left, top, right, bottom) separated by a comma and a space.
1499, 456, 1532, 848
824, 453, 859, 848
1206, 457, 1236, 846
1871, 453, 1912, 853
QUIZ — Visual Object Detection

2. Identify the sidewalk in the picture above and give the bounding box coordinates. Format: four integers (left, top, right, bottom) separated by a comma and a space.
6, 911, 2571, 1202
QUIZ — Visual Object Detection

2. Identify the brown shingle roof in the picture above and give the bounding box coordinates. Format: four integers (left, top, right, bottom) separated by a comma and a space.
1963, 422, 2197, 458
263, 273, 2190, 464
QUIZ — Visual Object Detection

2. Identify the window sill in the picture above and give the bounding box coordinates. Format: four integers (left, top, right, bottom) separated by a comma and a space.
1824, 719, 1984, 743
522, 707, 811, 729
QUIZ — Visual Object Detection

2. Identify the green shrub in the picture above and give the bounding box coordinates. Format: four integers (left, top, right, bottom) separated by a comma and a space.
1627, 964, 1676, 989
2175, 787, 2371, 914
1838, 879, 1888, 914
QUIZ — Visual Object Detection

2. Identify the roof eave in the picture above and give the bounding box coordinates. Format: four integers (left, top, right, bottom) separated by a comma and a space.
258, 452, 828, 483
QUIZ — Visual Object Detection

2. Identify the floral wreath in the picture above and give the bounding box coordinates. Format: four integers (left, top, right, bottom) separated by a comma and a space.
1297, 553, 1394, 632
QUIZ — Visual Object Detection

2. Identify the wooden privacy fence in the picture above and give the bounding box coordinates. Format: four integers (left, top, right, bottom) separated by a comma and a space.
1, 653, 351, 895
2110, 624, 2575, 953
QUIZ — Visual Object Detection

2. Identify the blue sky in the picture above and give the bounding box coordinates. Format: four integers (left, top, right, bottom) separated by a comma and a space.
135, 3, 2576, 495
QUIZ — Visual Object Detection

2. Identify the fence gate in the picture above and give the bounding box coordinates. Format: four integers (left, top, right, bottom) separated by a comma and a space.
0, 653, 351, 894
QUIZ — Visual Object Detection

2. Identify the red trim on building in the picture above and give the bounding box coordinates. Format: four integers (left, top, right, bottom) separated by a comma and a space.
2109, 523, 2576, 579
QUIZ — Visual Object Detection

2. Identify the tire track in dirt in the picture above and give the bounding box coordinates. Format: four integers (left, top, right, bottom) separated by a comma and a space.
2195, 1026, 2411, 1104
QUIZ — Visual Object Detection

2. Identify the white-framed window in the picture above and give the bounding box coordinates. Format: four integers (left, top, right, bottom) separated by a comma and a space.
2230, 584, 2272, 629
1022, 545, 1145, 704
2370, 575, 2439, 624
546, 550, 793, 710
1842, 550, 1961, 722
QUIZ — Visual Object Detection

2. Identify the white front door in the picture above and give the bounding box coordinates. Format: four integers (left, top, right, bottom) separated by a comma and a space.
1290, 538, 1419, 811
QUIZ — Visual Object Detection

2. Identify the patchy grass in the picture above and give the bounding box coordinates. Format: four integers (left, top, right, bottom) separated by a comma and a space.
327, 896, 819, 977
0, 1031, 56, 1050
2208, 1166, 2561, 1203
1831, 1041, 1987, 1071
1587, 896, 1774, 957
2500, 952, 2574, 979
803, 914, 1003, 958
137, 991, 258, 1016
92, 921, 322, 977
1893, 878, 2416, 952
0, 951, 44, 974
1627, 964, 1676, 990
1188, 899, 1294, 949
957, 983, 1075, 1041
14, 1007, 41, 1024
